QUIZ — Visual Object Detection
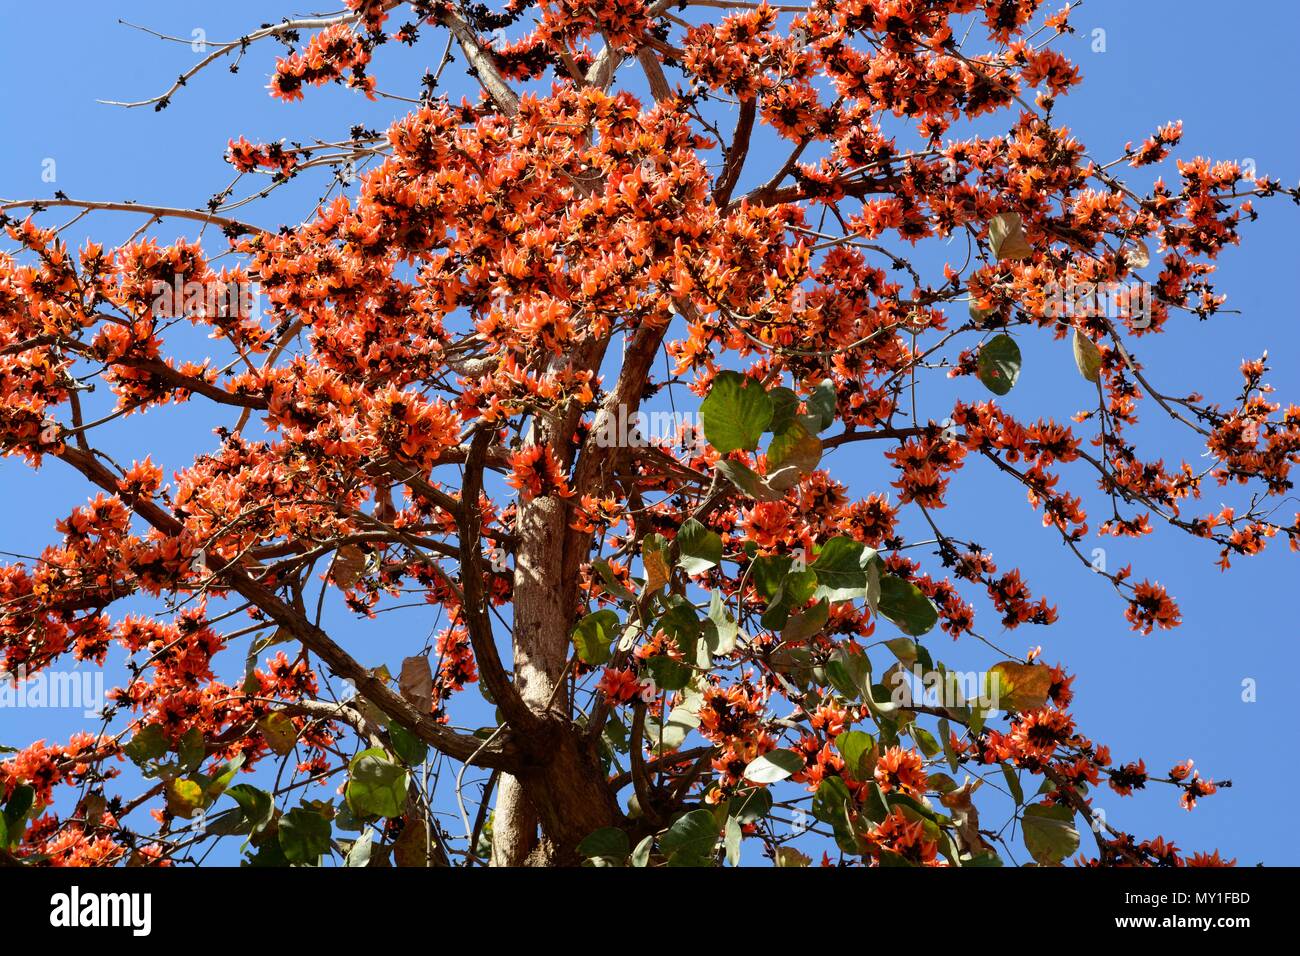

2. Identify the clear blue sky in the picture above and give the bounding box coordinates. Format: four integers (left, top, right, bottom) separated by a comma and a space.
1, 2, 1297, 865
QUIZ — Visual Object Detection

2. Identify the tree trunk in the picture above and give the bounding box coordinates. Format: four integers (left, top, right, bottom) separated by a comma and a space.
490, 495, 621, 865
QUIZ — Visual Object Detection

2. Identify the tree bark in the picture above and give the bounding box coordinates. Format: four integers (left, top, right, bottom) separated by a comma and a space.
490, 495, 621, 864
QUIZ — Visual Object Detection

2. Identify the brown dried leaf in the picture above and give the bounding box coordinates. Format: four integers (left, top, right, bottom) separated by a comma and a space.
398, 655, 434, 714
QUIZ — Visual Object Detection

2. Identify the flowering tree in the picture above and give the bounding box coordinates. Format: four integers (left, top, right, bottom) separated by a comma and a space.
1, 0, 1296, 868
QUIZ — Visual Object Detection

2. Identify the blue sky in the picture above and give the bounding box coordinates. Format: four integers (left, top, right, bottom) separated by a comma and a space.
1, 1, 1298, 865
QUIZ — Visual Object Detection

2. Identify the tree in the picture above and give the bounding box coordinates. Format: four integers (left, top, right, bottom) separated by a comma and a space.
0, 0, 1296, 868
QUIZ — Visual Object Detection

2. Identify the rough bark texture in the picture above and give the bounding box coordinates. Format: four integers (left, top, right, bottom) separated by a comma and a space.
491, 495, 621, 865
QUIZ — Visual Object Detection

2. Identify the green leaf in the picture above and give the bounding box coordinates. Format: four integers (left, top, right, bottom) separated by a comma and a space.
572, 609, 621, 666
388, 722, 429, 767
884, 637, 919, 667
766, 418, 822, 488
224, 784, 274, 835
834, 731, 875, 782
194, 755, 244, 803
676, 518, 723, 575
1072, 329, 1103, 383
812, 777, 858, 853
345, 748, 410, 820
630, 834, 653, 867
767, 386, 801, 434
2, 784, 35, 832
660, 808, 720, 866
743, 749, 804, 784
861, 782, 890, 825
1002, 764, 1024, 806
578, 827, 630, 864
724, 815, 743, 867
913, 726, 941, 759
806, 380, 838, 432
645, 695, 701, 752
751, 555, 794, 599
826, 645, 871, 701
977, 333, 1022, 396
344, 828, 375, 867
700, 370, 773, 454
810, 537, 868, 602
646, 655, 691, 692
781, 598, 829, 643
278, 805, 332, 865
716, 459, 784, 501
702, 591, 739, 659
877, 575, 939, 636
939, 717, 960, 772
123, 724, 169, 766
761, 569, 817, 630
258, 711, 298, 756
177, 726, 206, 774
1021, 803, 1080, 866
593, 558, 636, 603
2, 785, 34, 846
165, 778, 205, 819
728, 787, 773, 824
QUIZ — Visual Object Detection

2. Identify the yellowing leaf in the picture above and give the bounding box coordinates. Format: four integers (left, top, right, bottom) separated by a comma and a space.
987, 661, 1054, 712
989, 212, 1033, 261
1125, 241, 1150, 269
165, 778, 205, 819
259, 711, 298, 756
643, 539, 670, 594
774, 847, 812, 867
1072, 329, 1103, 383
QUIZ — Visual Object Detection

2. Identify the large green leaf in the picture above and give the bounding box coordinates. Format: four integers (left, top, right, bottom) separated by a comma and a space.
877, 575, 939, 636
1021, 803, 1080, 866
700, 371, 773, 453
123, 724, 168, 766
224, 784, 274, 835
676, 518, 722, 575
716, 459, 784, 501
702, 590, 739, 659
781, 598, 829, 643
766, 418, 822, 488
660, 808, 720, 866
743, 749, 804, 784
810, 537, 868, 602
760, 569, 817, 630
578, 826, 630, 865
767, 386, 801, 434
345, 748, 410, 820
834, 730, 874, 780
806, 380, 838, 431
977, 333, 1022, 396
388, 722, 429, 767
572, 610, 621, 666
278, 805, 332, 865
